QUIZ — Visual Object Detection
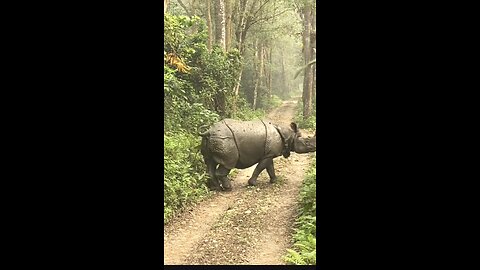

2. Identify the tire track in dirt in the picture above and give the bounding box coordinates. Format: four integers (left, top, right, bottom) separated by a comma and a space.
164, 98, 314, 265
163, 168, 254, 265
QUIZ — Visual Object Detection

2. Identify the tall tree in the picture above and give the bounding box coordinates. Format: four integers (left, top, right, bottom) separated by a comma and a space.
311, 5, 316, 103
206, 0, 213, 51
232, 0, 248, 97
268, 47, 272, 98
280, 49, 287, 97
190, 0, 197, 16
252, 39, 261, 109
233, 0, 291, 97
225, 0, 233, 50
215, 0, 226, 51
234, 0, 248, 53
176, 0, 192, 16
301, 1, 314, 119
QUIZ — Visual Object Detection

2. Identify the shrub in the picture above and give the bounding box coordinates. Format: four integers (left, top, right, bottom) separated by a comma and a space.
259, 94, 283, 111
164, 132, 210, 223
294, 100, 316, 130
163, 13, 288, 225
164, 101, 220, 134
284, 156, 316, 265
235, 108, 265, 121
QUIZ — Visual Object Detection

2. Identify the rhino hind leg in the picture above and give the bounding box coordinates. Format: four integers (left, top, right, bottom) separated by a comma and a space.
215, 165, 232, 191
247, 158, 273, 186
206, 159, 221, 191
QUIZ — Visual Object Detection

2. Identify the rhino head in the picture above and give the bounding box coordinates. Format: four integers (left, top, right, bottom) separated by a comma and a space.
288, 122, 317, 154
278, 122, 316, 157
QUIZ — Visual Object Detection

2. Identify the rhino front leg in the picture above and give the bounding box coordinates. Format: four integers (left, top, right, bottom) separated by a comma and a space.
265, 159, 277, 183
248, 158, 273, 186
216, 165, 232, 191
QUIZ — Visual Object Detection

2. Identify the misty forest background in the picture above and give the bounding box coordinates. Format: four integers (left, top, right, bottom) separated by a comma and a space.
164, 0, 316, 264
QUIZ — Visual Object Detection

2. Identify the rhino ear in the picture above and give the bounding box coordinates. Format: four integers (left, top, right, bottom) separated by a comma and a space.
290, 122, 298, 132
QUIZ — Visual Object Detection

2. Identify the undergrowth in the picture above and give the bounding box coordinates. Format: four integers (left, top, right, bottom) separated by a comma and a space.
164, 13, 292, 225
164, 132, 211, 224
283, 156, 316, 265
232, 95, 266, 120
260, 94, 283, 111
294, 100, 316, 130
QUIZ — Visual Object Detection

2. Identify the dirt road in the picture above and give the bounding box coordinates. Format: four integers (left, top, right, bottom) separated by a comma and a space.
164, 99, 315, 265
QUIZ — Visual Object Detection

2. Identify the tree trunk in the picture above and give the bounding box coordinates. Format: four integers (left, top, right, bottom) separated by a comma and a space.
231, 68, 242, 118
253, 39, 259, 110
311, 38, 316, 104
234, 69, 243, 96
280, 49, 287, 97
262, 46, 268, 97
164, 0, 169, 14
253, 82, 258, 110
215, 0, 226, 51
255, 41, 265, 109
225, 0, 232, 50
206, 0, 213, 51
176, 0, 192, 16
268, 47, 272, 98
311, 5, 316, 105
312, 62, 316, 102
211, 0, 227, 116
231, 0, 247, 116
233, 0, 248, 96
302, 3, 313, 120
190, 0, 197, 16
235, 0, 248, 54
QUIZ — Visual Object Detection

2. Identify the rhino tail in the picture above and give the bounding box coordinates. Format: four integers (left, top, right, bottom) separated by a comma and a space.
199, 131, 210, 137
198, 125, 210, 137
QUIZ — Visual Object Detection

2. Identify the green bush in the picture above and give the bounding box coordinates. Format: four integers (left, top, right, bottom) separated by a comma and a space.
259, 94, 283, 111
232, 97, 264, 120
235, 107, 265, 121
163, 13, 287, 224
164, 101, 220, 134
294, 100, 316, 130
164, 132, 210, 224
284, 156, 316, 265
164, 13, 242, 121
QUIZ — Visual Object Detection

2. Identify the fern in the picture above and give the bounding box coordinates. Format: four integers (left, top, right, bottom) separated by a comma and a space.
283, 157, 316, 265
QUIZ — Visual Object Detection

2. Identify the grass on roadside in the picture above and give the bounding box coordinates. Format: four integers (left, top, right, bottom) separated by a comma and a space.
283, 156, 316, 265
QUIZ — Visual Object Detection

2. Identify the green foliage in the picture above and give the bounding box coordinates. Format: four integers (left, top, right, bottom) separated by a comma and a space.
284, 156, 317, 265
294, 100, 316, 130
164, 14, 208, 56
164, 13, 243, 119
164, 132, 210, 224
188, 46, 242, 117
299, 159, 316, 217
164, 14, 264, 224
260, 94, 283, 111
164, 101, 220, 134
235, 107, 266, 121
231, 96, 266, 121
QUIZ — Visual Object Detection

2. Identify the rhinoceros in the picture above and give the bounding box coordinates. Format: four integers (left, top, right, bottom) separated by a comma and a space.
198, 119, 316, 191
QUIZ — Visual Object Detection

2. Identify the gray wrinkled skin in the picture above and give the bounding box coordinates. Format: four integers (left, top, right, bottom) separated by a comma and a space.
199, 119, 316, 191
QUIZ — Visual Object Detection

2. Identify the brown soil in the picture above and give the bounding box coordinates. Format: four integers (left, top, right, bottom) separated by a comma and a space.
164, 98, 315, 265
